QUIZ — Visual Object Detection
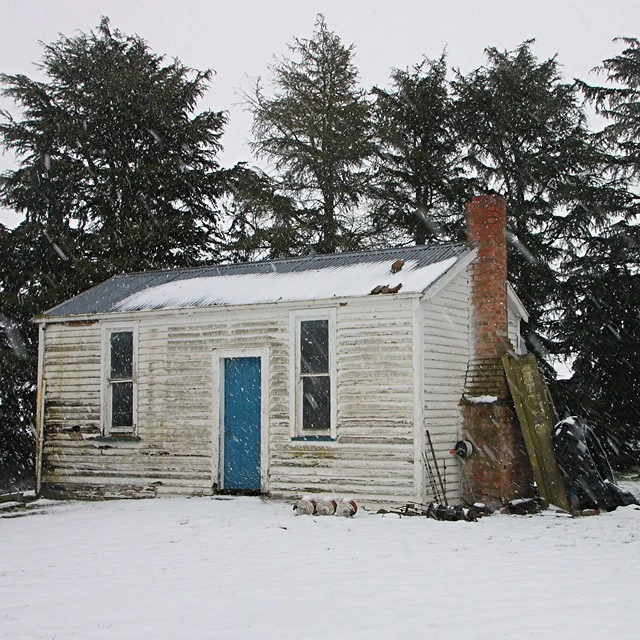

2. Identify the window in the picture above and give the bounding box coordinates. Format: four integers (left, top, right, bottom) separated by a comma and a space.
104, 327, 137, 435
291, 312, 336, 438
300, 320, 330, 430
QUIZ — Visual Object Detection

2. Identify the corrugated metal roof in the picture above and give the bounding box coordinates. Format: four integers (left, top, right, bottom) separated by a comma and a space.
43, 243, 469, 318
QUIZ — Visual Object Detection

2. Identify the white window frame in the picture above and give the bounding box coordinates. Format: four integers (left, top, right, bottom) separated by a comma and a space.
289, 309, 337, 439
101, 322, 139, 436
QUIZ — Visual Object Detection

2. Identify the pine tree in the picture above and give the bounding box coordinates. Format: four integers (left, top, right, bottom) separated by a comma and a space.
370, 56, 470, 245
580, 37, 640, 181
555, 221, 640, 466
555, 38, 640, 465
0, 223, 37, 490
220, 165, 310, 261
0, 18, 229, 489
248, 15, 373, 254
0, 17, 228, 278
451, 42, 617, 361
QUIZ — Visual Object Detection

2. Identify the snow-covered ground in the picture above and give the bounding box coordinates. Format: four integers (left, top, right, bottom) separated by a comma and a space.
2, 496, 639, 640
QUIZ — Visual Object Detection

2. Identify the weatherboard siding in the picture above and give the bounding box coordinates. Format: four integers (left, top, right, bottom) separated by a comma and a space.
507, 304, 523, 354
41, 320, 214, 498
43, 323, 102, 434
422, 268, 470, 504
270, 297, 417, 505
41, 296, 418, 504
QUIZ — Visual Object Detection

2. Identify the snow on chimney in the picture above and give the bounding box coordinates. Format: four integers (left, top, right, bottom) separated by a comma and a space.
462, 194, 532, 508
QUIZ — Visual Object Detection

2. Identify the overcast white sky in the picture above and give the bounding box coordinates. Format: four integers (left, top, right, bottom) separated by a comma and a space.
1, 0, 640, 227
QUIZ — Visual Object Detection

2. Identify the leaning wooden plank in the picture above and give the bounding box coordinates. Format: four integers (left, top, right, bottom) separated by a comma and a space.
524, 357, 570, 511
502, 354, 570, 511
502, 354, 550, 507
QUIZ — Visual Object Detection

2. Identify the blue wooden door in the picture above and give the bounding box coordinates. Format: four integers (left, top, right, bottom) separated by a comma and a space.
222, 357, 262, 491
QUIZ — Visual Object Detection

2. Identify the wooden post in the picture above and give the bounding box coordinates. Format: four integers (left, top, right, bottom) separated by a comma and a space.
35, 323, 46, 495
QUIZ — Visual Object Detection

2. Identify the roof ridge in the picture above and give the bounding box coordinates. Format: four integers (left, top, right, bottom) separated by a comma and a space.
119, 242, 467, 279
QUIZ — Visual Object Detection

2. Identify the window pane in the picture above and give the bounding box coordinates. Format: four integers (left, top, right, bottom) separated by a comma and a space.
302, 376, 330, 431
111, 381, 133, 428
110, 331, 133, 379
300, 320, 328, 374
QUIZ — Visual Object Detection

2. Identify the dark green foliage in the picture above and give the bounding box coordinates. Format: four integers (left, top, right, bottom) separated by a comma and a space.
451, 42, 618, 360
0, 339, 36, 491
248, 15, 373, 254
370, 56, 471, 245
554, 222, 640, 467
0, 18, 229, 491
580, 37, 640, 180
0, 223, 39, 491
555, 39, 640, 466
220, 165, 312, 261
0, 17, 228, 276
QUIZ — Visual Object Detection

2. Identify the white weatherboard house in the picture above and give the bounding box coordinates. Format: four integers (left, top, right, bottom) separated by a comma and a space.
35, 195, 528, 507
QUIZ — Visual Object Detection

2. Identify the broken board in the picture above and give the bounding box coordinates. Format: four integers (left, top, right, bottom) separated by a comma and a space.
502, 353, 571, 512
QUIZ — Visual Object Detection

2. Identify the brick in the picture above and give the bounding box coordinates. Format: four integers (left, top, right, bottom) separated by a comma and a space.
462, 194, 533, 506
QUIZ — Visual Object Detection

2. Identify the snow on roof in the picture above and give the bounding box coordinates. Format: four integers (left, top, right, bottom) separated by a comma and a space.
115, 257, 458, 311
42, 243, 469, 317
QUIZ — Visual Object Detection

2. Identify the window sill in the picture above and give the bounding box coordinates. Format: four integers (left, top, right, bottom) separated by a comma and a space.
95, 435, 141, 443
291, 435, 335, 442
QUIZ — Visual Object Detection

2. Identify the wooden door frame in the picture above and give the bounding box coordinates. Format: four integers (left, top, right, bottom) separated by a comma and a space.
212, 348, 270, 493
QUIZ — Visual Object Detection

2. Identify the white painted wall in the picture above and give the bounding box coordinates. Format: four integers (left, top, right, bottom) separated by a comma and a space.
507, 302, 526, 355
421, 267, 471, 505
41, 295, 419, 506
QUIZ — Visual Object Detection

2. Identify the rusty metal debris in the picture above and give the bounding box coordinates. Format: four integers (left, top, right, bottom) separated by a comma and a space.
499, 497, 543, 515
377, 502, 479, 522
370, 283, 403, 295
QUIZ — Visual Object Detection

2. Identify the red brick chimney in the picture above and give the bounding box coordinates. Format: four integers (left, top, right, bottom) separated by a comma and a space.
462, 194, 532, 508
